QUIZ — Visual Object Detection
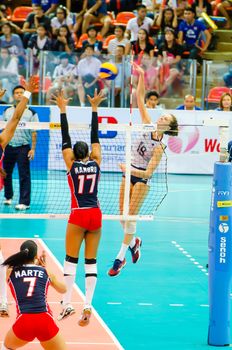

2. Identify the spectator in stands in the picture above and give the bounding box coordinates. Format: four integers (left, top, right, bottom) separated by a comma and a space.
27, 24, 52, 74
3, 85, 39, 210
31, 0, 58, 17
217, 0, 232, 29
52, 25, 75, 53
22, 5, 51, 48
176, 94, 202, 110
46, 52, 76, 104
158, 27, 183, 96
111, 45, 131, 107
132, 28, 154, 57
126, 4, 154, 42
178, 7, 211, 60
145, 90, 161, 108
76, 44, 101, 106
155, 7, 178, 47
51, 5, 73, 36
215, 92, 232, 111
82, 25, 103, 56
0, 48, 19, 103
82, 0, 111, 37
223, 66, 232, 88
107, 25, 131, 56
0, 23, 24, 56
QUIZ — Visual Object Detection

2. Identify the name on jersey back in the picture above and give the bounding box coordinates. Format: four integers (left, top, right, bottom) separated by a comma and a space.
14, 269, 44, 278
74, 166, 97, 174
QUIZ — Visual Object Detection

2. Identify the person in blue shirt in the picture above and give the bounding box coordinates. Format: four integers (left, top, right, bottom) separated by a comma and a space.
31, 0, 58, 17
178, 6, 211, 60
176, 94, 202, 110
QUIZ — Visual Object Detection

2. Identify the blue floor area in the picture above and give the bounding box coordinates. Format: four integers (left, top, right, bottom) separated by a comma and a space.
0, 174, 227, 349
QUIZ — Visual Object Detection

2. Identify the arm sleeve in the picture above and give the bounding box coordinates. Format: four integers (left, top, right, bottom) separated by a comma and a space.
60, 113, 72, 150
91, 111, 99, 144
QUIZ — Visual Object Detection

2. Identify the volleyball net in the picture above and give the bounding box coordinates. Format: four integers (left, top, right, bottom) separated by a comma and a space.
0, 122, 168, 219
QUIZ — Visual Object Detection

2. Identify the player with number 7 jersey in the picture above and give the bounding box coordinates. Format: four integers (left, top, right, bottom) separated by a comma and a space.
2, 240, 67, 350
51, 89, 105, 327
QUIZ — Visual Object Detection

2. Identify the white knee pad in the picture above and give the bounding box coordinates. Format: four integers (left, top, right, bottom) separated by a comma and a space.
124, 221, 137, 235
1, 344, 10, 350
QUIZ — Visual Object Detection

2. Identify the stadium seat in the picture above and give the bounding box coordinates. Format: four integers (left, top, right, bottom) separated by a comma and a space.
11, 6, 33, 22
103, 34, 115, 50
113, 11, 136, 26
207, 86, 232, 103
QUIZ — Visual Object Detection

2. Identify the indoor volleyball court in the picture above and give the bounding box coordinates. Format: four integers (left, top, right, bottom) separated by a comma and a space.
0, 107, 229, 349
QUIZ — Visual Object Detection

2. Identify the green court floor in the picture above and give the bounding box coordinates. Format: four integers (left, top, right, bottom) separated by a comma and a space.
0, 174, 227, 349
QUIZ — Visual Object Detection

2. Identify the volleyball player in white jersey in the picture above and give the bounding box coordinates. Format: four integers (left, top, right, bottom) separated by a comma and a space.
108, 62, 179, 276
0, 78, 38, 315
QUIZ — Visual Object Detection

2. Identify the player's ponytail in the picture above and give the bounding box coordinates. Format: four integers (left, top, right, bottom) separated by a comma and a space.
164, 114, 179, 137
2, 240, 38, 268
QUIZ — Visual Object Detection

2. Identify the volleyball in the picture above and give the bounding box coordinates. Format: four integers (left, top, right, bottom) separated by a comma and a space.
99, 62, 118, 80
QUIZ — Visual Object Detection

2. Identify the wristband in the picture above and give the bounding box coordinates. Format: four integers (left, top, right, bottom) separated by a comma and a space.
23, 91, 31, 99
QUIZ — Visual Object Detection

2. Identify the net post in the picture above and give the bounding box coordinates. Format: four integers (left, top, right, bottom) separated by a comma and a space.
208, 125, 232, 345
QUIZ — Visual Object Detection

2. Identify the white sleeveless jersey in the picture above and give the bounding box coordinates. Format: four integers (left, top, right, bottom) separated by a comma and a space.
131, 133, 164, 170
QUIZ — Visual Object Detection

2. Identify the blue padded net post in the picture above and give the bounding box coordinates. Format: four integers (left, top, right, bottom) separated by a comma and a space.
208, 162, 232, 346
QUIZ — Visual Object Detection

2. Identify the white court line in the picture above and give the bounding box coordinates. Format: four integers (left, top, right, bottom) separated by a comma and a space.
107, 302, 122, 305
171, 241, 208, 277
169, 304, 184, 307
138, 303, 153, 306
38, 239, 124, 350
156, 216, 208, 224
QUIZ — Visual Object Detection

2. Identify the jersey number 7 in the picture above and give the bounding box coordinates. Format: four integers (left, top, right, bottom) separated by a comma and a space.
23, 277, 37, 297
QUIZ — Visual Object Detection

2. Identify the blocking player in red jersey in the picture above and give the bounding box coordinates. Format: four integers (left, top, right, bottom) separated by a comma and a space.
0, 78, 38, 317
1, 240, 67, 350
51, 89, 105, 326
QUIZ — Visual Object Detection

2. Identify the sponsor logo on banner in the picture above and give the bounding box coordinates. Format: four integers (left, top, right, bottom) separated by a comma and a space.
98, 116, 117, 139
50, 123, 61, 129
167, 126, 199, 154
205, 139, 220, 152
219, 237, 226, 263
218, 191, 230, 196
219, 223, 229, 233
220, 215, 229, 221
217, 200, 232, 207
18, 122, 26, 128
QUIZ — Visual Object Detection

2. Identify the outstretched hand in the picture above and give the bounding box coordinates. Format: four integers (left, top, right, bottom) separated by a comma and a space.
50, 90, 72, 112
25, 76, 39, 93
87, 89, 106, 108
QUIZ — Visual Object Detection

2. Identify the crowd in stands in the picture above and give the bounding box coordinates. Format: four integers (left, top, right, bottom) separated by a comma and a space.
0, 0, 231, 108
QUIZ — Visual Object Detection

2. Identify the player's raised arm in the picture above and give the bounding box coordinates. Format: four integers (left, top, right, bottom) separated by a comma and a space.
51, 90, 74, 170
0, 77, 38, 150
87, 89, 105, 166
133, 62, 152, 125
